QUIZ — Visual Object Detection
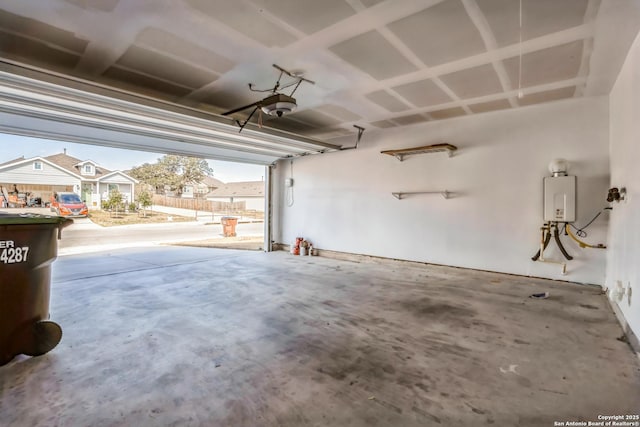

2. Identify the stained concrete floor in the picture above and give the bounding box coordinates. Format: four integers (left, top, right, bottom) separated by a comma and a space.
1, 247, 638, 426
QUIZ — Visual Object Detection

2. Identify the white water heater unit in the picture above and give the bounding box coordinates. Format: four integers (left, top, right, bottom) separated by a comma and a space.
543, 175, 576, 222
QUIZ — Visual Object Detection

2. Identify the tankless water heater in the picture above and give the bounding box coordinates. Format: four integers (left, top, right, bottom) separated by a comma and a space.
543, 175, 576, 222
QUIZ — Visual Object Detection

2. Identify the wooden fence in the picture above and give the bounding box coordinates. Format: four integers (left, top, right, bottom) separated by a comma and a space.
152, 194, 246, 214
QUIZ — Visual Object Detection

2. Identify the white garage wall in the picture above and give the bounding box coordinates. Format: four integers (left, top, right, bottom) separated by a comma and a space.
607, 30, 640, 339
274, 97, 610, 285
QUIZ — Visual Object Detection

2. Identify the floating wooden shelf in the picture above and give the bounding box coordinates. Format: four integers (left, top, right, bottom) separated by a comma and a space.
392, 191, 449, 200
381, 143, 457, 161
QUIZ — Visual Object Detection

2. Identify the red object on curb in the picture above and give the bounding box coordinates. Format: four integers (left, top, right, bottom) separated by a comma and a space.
221, 217, 238, 237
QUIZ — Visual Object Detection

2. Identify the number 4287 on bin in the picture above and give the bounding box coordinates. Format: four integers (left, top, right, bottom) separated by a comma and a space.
0, 241, 30, 264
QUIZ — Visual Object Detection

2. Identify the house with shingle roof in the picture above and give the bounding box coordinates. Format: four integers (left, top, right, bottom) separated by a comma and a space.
0, 150, 137, 209
205, 180, 265, 211
181, 175, 225, 198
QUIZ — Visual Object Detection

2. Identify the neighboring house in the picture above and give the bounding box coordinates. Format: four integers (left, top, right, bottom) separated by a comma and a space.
181, 176, 224, 198
206, 180, 265, 211
0, 151, 138, 209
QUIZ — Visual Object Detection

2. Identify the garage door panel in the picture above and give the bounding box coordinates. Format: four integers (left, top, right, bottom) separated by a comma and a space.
0, 64, 341, 164
0, 111, 282, 165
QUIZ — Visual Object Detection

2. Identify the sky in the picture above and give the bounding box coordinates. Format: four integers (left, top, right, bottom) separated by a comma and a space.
0, 134, 266, 183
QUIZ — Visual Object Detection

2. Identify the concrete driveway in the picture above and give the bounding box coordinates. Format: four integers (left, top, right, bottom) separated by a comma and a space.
1, 207, 55, 215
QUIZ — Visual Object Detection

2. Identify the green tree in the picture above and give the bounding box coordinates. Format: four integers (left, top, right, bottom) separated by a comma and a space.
137, 189, 153, 217
129, 155, 213, 195
128, 162, 170, 194
107, 189, 124, 217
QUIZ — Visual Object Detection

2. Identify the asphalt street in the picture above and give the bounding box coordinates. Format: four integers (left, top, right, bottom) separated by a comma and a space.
1, 207, 265, 255
57, 218, 264, 256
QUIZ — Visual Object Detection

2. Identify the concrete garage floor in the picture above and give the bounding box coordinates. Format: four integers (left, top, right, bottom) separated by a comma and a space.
1, 247, 638, 426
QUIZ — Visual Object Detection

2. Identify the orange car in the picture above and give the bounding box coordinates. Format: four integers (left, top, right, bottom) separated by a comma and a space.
51, 192, 88, 217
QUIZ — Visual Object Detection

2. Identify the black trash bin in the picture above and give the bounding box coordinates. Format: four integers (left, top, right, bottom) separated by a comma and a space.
0, 213, 72, 366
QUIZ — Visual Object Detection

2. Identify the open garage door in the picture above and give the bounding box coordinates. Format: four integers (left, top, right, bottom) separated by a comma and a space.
0, 62, 341, 165
0, 61, 342, 251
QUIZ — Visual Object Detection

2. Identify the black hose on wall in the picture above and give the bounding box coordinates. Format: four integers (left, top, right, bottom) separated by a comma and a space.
553, 223, 573, 260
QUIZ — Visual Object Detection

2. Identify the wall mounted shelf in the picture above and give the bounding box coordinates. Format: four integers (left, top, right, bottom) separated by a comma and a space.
392, 191, 450, 200
381, 143, 457, 161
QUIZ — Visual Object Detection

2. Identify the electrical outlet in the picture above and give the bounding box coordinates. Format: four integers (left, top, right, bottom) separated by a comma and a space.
285, 178, 294, 187
612, 280, 625, 302
628, 282, 632, 306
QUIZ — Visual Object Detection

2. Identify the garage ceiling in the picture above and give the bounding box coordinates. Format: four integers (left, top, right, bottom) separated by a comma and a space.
0, 0, 638, 149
